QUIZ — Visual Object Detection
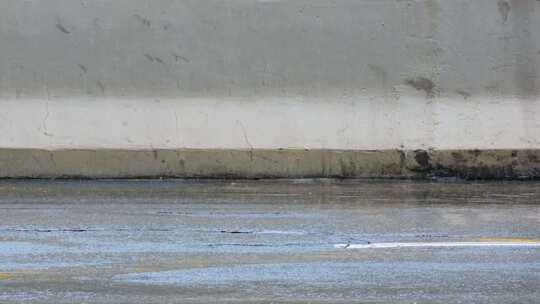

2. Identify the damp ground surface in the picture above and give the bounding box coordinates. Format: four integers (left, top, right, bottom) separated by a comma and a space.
0, 179, 539, 303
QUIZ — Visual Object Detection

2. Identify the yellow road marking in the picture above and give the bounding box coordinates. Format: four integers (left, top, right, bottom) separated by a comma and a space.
478, 237, 539, 243
0, 272, 14, 280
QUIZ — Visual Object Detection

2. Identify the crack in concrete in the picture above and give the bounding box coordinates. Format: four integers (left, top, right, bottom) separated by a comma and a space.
48, 152, 57, 171
207, 242, 329, 248
42, 101, 53, 137
237, 120, 254, 162
0, 228, 171, 233
174, 111, 180, 146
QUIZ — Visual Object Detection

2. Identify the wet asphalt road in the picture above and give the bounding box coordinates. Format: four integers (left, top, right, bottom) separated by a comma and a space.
0, 180, 539, 303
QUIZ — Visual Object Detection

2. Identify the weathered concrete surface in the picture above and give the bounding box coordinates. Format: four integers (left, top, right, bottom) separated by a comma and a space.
0, 180, 539, 303
1, 148, 540, 179
1, 0, 540, 178
2, 0, 539, 98
1, 97, 540, 151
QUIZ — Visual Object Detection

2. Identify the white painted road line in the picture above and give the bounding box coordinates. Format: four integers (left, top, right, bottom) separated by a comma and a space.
335, 241, 540, 249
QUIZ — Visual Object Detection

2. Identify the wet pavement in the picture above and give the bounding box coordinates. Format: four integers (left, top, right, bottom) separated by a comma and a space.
0, 179, 539, 303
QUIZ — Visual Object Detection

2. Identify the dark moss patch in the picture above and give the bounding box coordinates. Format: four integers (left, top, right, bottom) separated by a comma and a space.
414, 150, 431, 169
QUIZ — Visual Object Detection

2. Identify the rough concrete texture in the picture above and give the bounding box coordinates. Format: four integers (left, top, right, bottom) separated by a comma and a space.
1, 0, 540, 178
1, 148, 539, 179
2, 97, 539, 151
2, 0, 539, 98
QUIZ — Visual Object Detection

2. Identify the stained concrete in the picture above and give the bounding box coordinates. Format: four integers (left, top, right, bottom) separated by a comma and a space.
1, 148, 539, 179
1, 0, 539, 98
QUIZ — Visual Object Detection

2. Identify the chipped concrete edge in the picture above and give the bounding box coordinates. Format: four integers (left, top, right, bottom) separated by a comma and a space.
1, 148, 539, 180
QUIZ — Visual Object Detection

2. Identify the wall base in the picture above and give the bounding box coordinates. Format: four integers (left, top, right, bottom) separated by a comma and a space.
1, 149, 539, 180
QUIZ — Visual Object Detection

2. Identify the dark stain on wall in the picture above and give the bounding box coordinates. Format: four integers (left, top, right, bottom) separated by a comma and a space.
404, 77, 436, 97
497, 0, 511, 24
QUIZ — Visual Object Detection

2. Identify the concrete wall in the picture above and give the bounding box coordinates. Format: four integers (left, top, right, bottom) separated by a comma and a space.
1, 0, 540, 178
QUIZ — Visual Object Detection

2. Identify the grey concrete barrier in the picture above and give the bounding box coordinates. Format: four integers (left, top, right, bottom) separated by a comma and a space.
1, 0, 539, 178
